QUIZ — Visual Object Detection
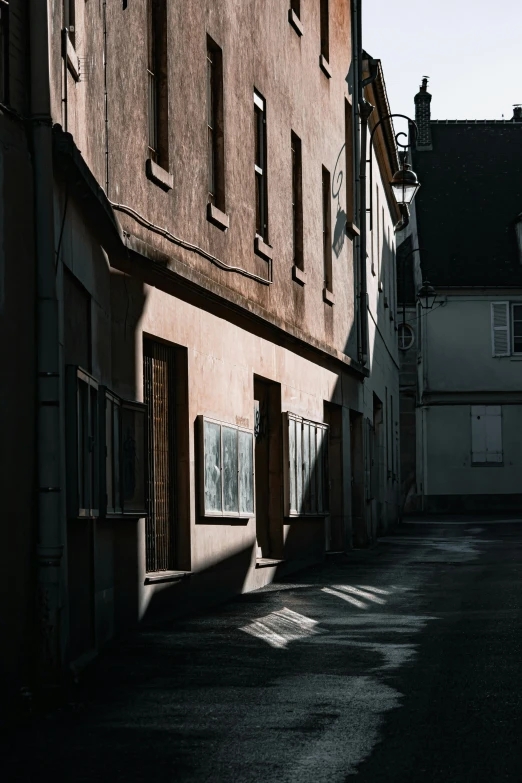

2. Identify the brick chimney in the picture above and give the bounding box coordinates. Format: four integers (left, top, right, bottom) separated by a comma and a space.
414, 77, 433, 151
513, 105, 522, 122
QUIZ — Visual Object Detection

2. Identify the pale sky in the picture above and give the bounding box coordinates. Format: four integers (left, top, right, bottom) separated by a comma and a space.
363, 0, 522, 126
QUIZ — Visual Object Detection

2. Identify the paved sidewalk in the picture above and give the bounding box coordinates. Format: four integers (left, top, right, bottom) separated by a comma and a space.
3, 518, 522, 782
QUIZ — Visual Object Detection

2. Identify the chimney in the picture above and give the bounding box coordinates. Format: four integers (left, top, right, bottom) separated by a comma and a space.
513, 105, 522, 122
414, 77, 433, 151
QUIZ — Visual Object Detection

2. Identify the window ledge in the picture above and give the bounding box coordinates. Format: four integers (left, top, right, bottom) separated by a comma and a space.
146, 158, 173, 191
346, 221, 360, 237
207, 203, 230, 231
254, 235, 273, 261
144, 570, 192, 585
288, 9, 303, 36
255, 558, 285, 569
323, 288, 335, 306
471, 462, 504, 468
292, 264, 307, 285
63, 30, 80, 82
509, 356, 522, 361
319, 55, 332, 79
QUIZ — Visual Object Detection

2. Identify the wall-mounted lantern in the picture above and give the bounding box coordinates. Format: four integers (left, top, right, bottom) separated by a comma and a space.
391, 162, 421, 207
417, 280, 437, 310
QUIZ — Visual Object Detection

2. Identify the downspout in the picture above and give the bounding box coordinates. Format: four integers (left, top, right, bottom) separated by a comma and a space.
29, 0, 64, 698
357, 43, 377, 366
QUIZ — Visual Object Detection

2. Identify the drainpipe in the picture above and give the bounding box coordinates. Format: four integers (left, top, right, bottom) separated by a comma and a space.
356, 34, 377, 365
29, 0, 64, 698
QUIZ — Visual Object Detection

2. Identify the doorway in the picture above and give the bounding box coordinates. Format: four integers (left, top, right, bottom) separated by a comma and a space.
350, 410, 365, 547
253, 377, 282, 559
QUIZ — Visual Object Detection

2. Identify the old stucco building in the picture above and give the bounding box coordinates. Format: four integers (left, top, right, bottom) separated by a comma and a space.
398, 80, 522, 514
1, 0, 404, 714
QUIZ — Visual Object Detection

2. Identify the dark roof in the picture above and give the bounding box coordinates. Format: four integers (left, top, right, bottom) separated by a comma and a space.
411, 121, 522, 286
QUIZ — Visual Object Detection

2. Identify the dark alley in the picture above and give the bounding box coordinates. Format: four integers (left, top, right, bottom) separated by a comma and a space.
3, 518, 522, 782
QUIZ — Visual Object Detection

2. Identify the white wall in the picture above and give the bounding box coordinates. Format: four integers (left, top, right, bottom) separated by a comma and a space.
424, 404, 522, 496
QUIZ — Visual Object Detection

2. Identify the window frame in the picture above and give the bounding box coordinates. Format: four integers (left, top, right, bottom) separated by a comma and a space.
398, 322, 414, 350
100, 388, 148, 518
198, 415, 255, 519
0, 0, 9, 105
254, 90, 268, 241
207, 35, 225, 211
283, 411, 329, 518
511, 303, 522, 355
66, 366, 100, 519
291, 131, 303, 269
322, 165, 332, 292
320, 0, 329, 63
471, 405, 503, 466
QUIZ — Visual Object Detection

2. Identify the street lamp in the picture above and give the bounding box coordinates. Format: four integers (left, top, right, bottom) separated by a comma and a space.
417, 280, 437, 310
390, 162, 420, 207
368, 113, 421, 229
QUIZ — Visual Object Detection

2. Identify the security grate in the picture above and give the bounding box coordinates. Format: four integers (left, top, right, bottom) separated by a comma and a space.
144, 339, 176, 572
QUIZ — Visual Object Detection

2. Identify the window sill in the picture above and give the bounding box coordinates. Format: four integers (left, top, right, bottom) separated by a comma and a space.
63, 30, 80, 82
255, 558, 285, 568
103, 512, 146, 520
346, 221, 360, 237
509, 356, 522, 361
292, 264, 307, 285
254, 235, 273, 261
319, 55, 332, 79
288, 9, 303, 36
285, 513, 330, 520
323, 288, 335, 306
207, 202, 230, 231
144, 570, 192, 585
146, 158, 173, 191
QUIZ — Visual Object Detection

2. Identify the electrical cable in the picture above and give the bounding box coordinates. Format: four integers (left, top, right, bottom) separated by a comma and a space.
110, 201, 273, 286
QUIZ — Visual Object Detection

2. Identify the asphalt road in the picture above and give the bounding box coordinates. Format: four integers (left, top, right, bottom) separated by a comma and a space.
3, 518, 522, 782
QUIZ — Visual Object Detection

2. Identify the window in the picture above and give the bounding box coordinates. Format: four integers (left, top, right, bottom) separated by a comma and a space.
66, 367, 100, 518
143, 339, 177, 572
67, 0, 76, 48
199, 417, 254, 518
291, 131, 303, 269
490, 302, 522, 356
254, 90, 268, 240
398, 323, 414, 350
284, 412, 329, 517
289, 0, 303, 35
512, 304, 522, 354
291, 0, 301, 16
322, 165, 332, 292
207, 36, 225, 210
345, 99, 355, 226
147, 0, 169, 170
471, 406, 503, 465
0, 1, 9, 104
320, 0, 329, 62
101, 390, 147, 516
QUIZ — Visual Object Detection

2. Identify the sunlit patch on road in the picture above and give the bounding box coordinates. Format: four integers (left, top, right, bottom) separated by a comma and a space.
240, 607, 322, 649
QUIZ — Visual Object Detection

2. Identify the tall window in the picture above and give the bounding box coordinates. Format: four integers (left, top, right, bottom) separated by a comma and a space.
143, 339, 177, 572
254, 90, 268, 240
322, 166, 332, 291
345, 99, 354, 225
291, 132, 303, 268
67, 0, 76, 47
207, 37, 225, 210
147, 0, 169, 170
0, 0, 9, 104
512, 304, 522, 354
320, 0, 329, 62
291, 0, 301, 16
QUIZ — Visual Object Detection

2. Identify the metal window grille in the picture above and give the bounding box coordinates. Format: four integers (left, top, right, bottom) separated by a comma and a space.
143, 340, 176, 572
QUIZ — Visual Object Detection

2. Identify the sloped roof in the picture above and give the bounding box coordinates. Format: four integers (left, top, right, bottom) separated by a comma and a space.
412, 121, 522, 286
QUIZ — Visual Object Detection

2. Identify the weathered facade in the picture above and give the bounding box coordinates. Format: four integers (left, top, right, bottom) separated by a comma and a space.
398, 81, 522, 514
1, 0, 403, 714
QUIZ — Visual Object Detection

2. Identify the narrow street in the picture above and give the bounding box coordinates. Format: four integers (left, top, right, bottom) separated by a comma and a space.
4, 518, 522, 782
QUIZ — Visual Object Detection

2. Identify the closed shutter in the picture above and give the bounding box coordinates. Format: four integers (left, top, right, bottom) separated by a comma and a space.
491, 302, 510, 356
471, 405, 502, 464
484, 406, 502, 463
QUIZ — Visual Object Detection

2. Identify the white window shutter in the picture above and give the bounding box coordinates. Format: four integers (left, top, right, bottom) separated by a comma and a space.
491, 302, 510, 356
485, 406, 503, 463
471, 405, 487, 463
